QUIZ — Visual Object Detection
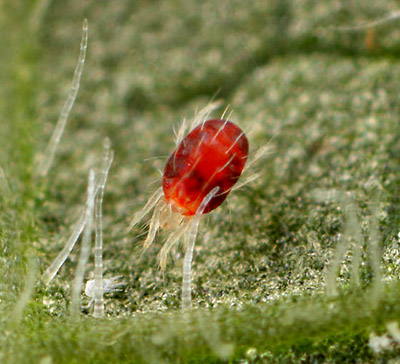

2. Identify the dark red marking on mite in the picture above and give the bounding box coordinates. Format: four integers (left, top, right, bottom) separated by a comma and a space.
163, 119, 249, 216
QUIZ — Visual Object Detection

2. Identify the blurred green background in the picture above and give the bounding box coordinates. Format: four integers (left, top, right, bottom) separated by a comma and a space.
0, 0, 399, 362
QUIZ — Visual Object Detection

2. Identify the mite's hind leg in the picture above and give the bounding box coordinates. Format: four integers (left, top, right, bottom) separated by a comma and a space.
128, 187, 164, 231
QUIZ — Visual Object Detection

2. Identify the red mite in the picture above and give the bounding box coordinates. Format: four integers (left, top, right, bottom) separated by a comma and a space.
163, 119, 249, 216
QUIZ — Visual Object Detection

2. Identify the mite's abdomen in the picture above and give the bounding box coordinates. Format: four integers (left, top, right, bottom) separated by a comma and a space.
163, 119, 249, 216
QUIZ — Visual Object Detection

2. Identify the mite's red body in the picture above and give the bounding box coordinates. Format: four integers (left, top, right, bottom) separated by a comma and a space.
163, 119, 249, 216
